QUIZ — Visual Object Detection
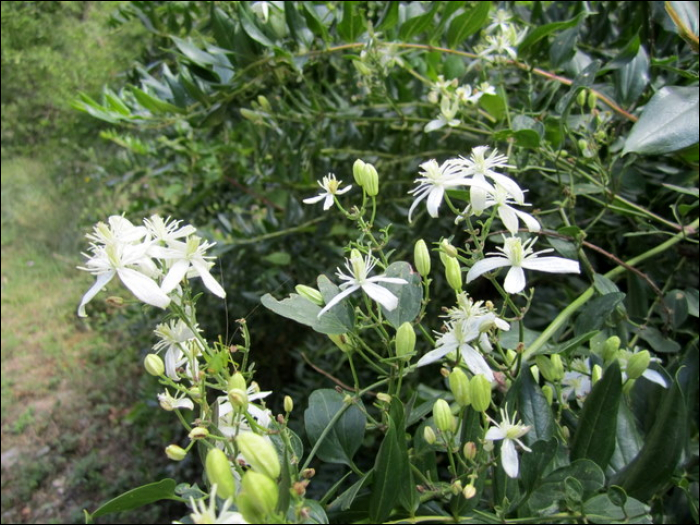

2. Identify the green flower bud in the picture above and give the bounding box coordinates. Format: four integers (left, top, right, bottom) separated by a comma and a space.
188, 426, 209, 440
463, 484, 477, 499
414, 239, 431, 276
623, 377, 636, 395
451, 480, 463, 495
363, 163, 379, 197
352, 159, 367, 186
577, 88, 588, 107
376, 392, 392, 403
257, 95, 271, 112
463, 441, 477, 460
433, 399, 455, 433
444, 256, 462, 292
587, 90, 598, 110
237, 432, 281, 480
535, 354, 564, 382
439, 239, 459, 261
205, 448, 236, 500
165, 444, 187, 461
530, 365, 540, 383
284, 395, 294, 414
228, 372, 247, 392
228, 388, 248, 411
237, 471, 279, 524
449, 368, 471, 407
423, 425, 437, 445
395, 322, 416, 361
541, 384, 554, 406
591, 364, 602, 384
328, 333, 354, 353
352, 59, 372, 76
626, 350, 651, 380
603, 336, 621, 362
469, 374, 492, 412
295, 284, 324, 306
144, 354, 165, 377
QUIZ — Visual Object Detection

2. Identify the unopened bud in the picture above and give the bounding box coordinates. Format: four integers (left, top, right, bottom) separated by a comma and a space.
414, 239, 431, 276
423, 425, 437, 445
451, 480, 463, 495
530, 365, 540, 383
363, 163, 379, 197
228, 372, 247, 392
328, 333, 354, 353
587, 91, 598, 110
302, 468, 316, 479
165, 444, 187, 461
237, 471, 279, 523
433, 399, 455, 433
626, 350, 651, 380
536, 354, 564, 382
541, 384, 554, 406
205, 448, 236, 499
395, 322, 416, 361
376, 393, 392, 403
106, 296, 125, 307
470, 374, 491, 412
228, 388, 249, 410
439, 239, 458, 261
188, 426, 209, 440
237, 432, 281, 480
295, 284, 324, 306
257, 95, 272, 112
444, 256, 462, 292
591, 364, 602, 384
449, 368, 471, 407
463, 441, 477, 460
144, 354, 165, 377
623, 378, 636, 394
463, 484, 477, 499
603, 336, 621, 362
284, 395, 294, 414
577, 88, 587, 107
352, 159, 366, 186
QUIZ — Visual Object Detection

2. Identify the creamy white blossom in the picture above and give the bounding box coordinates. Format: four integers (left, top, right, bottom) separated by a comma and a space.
485, 408, 532, 478
317, 251, 407, 318
466, 236, 580, 294
303, 173, 352, 210
158, 389, 195, 411
157, 236, 226, 298
153, 319, 202, 380
458, 146, 523, 214
187, 484, 247, 524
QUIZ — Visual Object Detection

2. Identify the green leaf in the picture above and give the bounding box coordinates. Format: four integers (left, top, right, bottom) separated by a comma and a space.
612, 375, 686, 500
285, 3, 314, 46
515, 366, 555, 445
575, 292, 626, 336
583, 493, 652, 524
316, 274, 354, 332
304, 389, 366, 467
615, 43, 649, 106
571, 360, 622, 469
302, 2, 330, 42
608, 402, 643, 473
519, 12, 588, 57
554, 331, 599, 357
634, 325, 681, 354
602, 33, 642, 71
530, 460, 606, 511
380, 262, 422, 328
376, 2, 399, 32
338, 1, 366, 42
369, 414, 402, 522
550, 26, 579, 68
132, 88, 184, 115
662, 289, 689, 328
238, 4, 277, 47
687, 288, 700, 317
520, 438, 558, 494
328, 471, 372, 511
623, 86, 700, 155
447, 2, 491, 49
399, 3, 439, 41
88, 479, 179, 519
555, 60, 601, 115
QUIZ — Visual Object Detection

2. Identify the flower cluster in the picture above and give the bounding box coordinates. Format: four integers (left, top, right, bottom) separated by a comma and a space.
77, 215, 225, 317
476, 9, 527, 64
424, 76, 496, 133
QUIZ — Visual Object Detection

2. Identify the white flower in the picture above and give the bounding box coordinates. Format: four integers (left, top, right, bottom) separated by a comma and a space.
85, 215, 148, 246
408, 159, 490, 222
424, 97, 461, 133
158, 389, 195, 411
485, 408, 532, 478
466, 236, 580, 294
78, 241, 169, 317
303, 173, 352, 210
187, 485, 248, 524
317, 250, 407, 318
157, 236, 226, 298
153, 319, 202, 380
417, 320, 495, 381
465, 184, 541, 235
458, 146, 523, 214
144, 215, 196, 246
561, 359, 592, 406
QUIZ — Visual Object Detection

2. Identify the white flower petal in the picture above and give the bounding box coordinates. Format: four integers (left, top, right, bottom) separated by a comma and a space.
460, 347, 495, 382
416, 346, 454, 367
503, 266, 526, 294
192, 258, 226, 298
161, 259, 191, 294
489, 173, 524, 204
317, 285, 358, 318
642, 369, 668, 388
484, 426, 506, 441
426, 186, 445, 218
522, 256, 580, 274
77, 271, 115, 317
322, 194, 335, 210
118, 267, 171, 309
515, 209, 541, 232
362, 282, 399, 311
303, 194, 326, 204
498, 205, 520, 235
466, 257, 512, 283
501, 439, 520, 478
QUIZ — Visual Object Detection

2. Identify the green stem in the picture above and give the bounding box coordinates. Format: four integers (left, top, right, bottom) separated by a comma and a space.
521, 219, 698, 361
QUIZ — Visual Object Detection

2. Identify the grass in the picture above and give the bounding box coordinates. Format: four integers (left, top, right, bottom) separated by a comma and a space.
0, 157, 182, 524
